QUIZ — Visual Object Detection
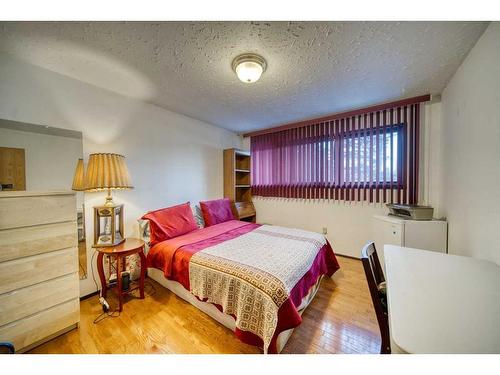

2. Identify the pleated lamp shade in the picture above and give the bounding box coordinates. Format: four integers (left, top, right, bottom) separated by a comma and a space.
71, 158, 86, 191
84, 153, 133, 205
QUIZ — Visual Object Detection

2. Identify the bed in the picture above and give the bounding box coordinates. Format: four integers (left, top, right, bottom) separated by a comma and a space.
140, 205, 339, 354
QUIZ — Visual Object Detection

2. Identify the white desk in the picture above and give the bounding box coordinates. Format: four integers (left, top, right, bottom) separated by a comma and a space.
384, 245, 500, 353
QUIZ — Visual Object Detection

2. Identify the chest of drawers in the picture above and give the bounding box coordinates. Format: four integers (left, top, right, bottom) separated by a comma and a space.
0, 191, 80, 352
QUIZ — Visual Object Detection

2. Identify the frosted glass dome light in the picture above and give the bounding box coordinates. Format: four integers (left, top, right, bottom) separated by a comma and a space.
232, 53, 267, 83
235, 61, 263, 83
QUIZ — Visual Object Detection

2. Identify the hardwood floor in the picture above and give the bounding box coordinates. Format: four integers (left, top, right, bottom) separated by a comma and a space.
28, 255, 380, 354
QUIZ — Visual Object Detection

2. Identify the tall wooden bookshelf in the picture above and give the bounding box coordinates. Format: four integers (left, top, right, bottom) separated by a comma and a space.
223, 148, 256, 222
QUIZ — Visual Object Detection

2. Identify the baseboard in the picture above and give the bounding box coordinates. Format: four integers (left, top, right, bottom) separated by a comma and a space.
80, 290, 99, 301
336, 253, 360, 260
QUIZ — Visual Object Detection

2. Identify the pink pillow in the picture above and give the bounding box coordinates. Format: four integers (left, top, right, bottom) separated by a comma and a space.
200, 198, 235, 227
141, 202, 198, 245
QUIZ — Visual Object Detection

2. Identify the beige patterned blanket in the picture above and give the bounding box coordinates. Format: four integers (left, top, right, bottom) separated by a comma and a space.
188, 224, 327, 352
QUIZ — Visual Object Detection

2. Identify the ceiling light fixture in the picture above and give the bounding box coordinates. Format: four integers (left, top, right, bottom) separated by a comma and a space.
232, 53, 267, 83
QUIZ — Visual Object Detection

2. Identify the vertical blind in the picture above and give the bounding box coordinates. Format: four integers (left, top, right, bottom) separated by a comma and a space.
251, 103, 421, 204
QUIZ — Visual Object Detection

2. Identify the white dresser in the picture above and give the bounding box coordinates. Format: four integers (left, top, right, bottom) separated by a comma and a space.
372, 214, 447, 274
0, 191, 80, 352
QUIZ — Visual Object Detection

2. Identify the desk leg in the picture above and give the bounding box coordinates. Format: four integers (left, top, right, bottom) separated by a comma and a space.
116, 254, 123, 312
139, 250, 146, 299
96, 252, 107, 298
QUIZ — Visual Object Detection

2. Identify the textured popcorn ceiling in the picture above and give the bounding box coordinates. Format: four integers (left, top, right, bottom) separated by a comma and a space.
0, 21, 489, 133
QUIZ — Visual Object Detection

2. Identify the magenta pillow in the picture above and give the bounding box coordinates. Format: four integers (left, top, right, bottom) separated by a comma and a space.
141, 202, 198, 246
200, 198, 235, 227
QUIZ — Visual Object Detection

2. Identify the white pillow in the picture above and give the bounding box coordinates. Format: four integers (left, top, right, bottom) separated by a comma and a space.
138, 219, 150, 242
190, 203, 205, 228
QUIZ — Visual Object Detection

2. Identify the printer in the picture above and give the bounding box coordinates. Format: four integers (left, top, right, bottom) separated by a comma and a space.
386, 204, 434, 221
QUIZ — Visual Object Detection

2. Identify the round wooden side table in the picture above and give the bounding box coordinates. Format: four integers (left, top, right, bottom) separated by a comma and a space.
96, 238, 146, 312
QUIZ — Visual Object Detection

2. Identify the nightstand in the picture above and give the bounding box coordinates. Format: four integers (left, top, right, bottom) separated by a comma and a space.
96, 238, 146, 312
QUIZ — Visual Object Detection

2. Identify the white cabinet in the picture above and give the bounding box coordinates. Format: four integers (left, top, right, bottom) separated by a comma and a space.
372, 214, 447, 274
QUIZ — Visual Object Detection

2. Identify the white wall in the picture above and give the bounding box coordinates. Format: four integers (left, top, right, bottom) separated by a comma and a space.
0, 53, 241, 296
253, 198, 387, 257
0, 127, 83, 195
440, 22, 500, 264
422, 101, 443, 218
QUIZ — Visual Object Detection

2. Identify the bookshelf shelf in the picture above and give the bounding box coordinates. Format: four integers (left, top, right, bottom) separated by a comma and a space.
223, 148, 256, 223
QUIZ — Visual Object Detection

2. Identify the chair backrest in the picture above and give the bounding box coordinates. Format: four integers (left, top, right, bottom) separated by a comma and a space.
361, 241, 391, 354
361, 241, 385, 286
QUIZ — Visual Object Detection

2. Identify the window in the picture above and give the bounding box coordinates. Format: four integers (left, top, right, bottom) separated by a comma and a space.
342, 127, 402, 186
251, 104, 420, 204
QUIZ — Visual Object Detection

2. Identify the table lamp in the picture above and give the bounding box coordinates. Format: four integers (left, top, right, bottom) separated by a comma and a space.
84, 153, 133, 206
84, 153, 133, 247
71, 158, 86, 191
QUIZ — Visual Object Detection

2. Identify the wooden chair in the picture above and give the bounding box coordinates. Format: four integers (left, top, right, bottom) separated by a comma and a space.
361, 241, 391, 354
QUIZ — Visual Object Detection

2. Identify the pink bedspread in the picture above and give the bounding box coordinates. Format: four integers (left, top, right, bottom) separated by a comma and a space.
147, 220, 340, 353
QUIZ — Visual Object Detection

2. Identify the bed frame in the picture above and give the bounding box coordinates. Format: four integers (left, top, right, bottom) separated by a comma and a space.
147, 268, 322, 353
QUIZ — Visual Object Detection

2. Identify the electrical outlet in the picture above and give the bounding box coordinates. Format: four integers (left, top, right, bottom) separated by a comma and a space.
322, 227, 328, 235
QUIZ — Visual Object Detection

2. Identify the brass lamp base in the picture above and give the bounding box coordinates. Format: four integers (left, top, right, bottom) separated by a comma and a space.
104, 188, 115, 206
